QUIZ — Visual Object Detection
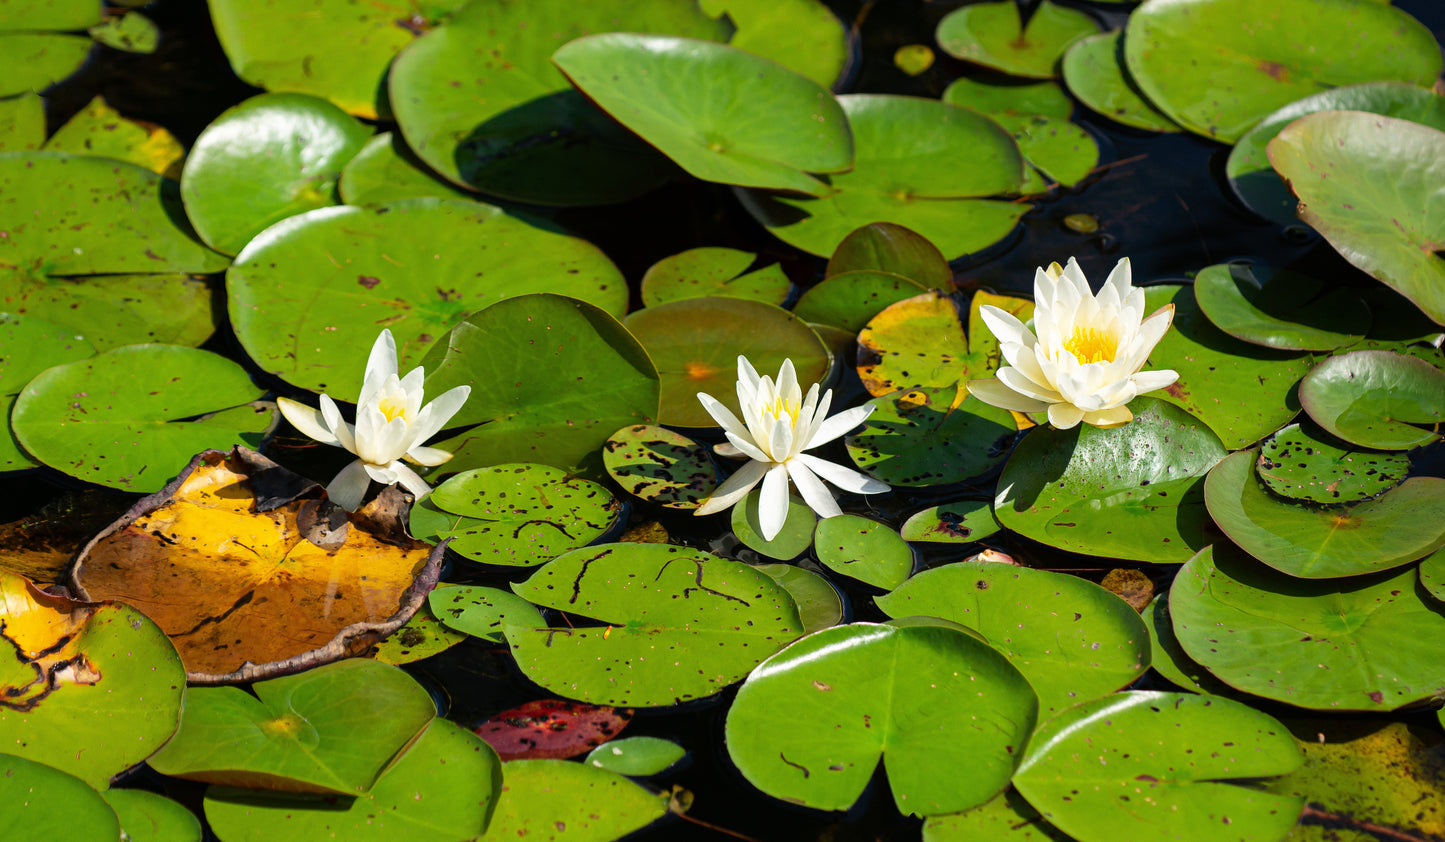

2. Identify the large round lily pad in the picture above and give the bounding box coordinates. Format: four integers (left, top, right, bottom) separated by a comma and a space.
1, 272, 216, 353
0, 312, 93, 471
1267, 111, 1445, 325
845, 384, 1015, 487
1298, 350, 1444, 451
1193, 262, 1365, 352
825, 221, 954, 288
1123, 0, 1442, 143
995, 397, 1226, 564
725, 621, 1038, 816
1256, 422, 1408, 504
1061, 31, 1179, 133
337, 131, 476, 206
814, 514, 913, 590
935, 0, 1098, 79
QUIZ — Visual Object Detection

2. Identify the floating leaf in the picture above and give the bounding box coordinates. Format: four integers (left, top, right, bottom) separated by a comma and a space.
0, 34, 92, 97
988, 112, 1099, 189
479, 759, 670, 842
602, 424, 718, 510
1421, 547, 1445, 604
1, 0, 101, 31
814, 514, 913, 590
0, 312, 93, 471
845, 384, 1016, 487
586, 736, 686, 777
102, 790, 201, 842
1, 272, 216, 352
641, 247, 790, 307
86, 9, 157, 53
923, 790, 1071, 842
475, 699, 632, 761
1061, 31, 1180, 133
935, 0, 1098, 79
427, 585, 546, 644
942, 77, 1073, 120
337, 131, 476, 206
1192, 262, 1366, 352
754, 562, 843, 634
43, 96, 182, 177
730, 488, 818, 561
700, 0, 848, 88
0, 755, 119, 839
506, 543, 803, 706
793, 270, 928, 333
371, 600, 465, 665
894, 44, 934, 77
1255, 422, 1408, 504
725, 621, 1038, 816
1141, 592, 1235, 696
899, 499, 1001, 544
825, 221, 954, 288
1298, 350, 1444, 451
0, 92, 44, 152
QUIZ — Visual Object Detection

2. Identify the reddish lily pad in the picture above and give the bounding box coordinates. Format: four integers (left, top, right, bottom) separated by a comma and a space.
474, 699, 633, 761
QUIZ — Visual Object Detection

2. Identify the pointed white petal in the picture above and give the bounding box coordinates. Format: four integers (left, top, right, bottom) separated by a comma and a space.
978, 305, 1034, 349
398, 367, 427, 417
1123, 305, 1175, 369
362, 461, 398, 484
359, 413, 411, 464
391, 462, 434, 500
319, 395, 357, 453
786, 458, 841, 520
1083, 405, 1134, 428
404, 445, 454, 466
795, 452, 889, 495
805, 401, 875, 449
278, 397, 343, 447
694, 459, 769, 516
326, 460, 372, 511
776, 358, 801, 406
966, 378, 1052, 412
758, 463, 792, 541
1130, 368, 1180, 394
724, 431, 770, 463
768, 411, 794, 462
698, 392, 750, 439
804, 387, 834, 445
407, 385, 471, 445
359, 330, 399, 406
1047, 402, 1085, 429
997, 366, 1064, 404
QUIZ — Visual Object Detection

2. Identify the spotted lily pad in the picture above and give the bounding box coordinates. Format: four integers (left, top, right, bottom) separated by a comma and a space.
1256, 423, 1408, 504
794, 270, 929, 334
475, 699, 632, 761
935, 0, 1098, 79
0, 34, 92, 97
43, 96, 183, 177
987, 112, 1099, 190
0, 93, 44, 152
427, 585, 546, 644
0, 312, 93, 471
923, 790, 1070, 842
845, 384, 1016, 488
641, 247, 790, 307
602, 424, 718, 510
899, 499, 1001, 544
1420, 547, 1445, 604
754, 563, 844, 634
371, 600, 465, 665
85, 9, 157, 53
814, 514, 913, 590
1, 272, 216, 353
1192, 262, 1366, 352
586, 736, 686, 777
1061, 31, 1180, 133
825, 222, 954, 288
0, 755, 119, 840
730, 489, 818, 561
1298, 350, 1444, 451
479, 759, 670, 841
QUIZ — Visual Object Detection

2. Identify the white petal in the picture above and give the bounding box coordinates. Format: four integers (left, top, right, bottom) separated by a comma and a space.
319, 394, 357, 454
398, 366, 426, 418
1123, 304, 1175, 370
737, 355, 761, 390
805, 401, 875, 449
359, 330, 399, 407
724, 431, 770, 463
978, 305, 1034, 349
694, 459, 769, 516
407, 385, 471, 445
404, 445, 454, 466
326, 460, 372, 511
786, 458, 841, 520
758, 463, 792, 541
1130, 368, 1180, 394
698, 391, 749, 438
803, 387, 834, 446
966, 378, 1052, 412
776, 358, 801, 406
358, 411, 411, 464
714, 442, 746, 458
278, 397, 343, 447
1047, 402, 1085, 429
1083, 405, 1134, 428
795, 452, 889, 495
997, 365, 1063, 404
391, 462, 434, 500
362, 461, 398, 484
768, 411, 794, 462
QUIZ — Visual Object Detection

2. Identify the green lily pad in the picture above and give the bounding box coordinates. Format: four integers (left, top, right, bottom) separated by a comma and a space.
3, 272, 215, 353
1420, 547, 1445, 604
103, 790, 200, 842
228, 199, 628, 400
1204, 449, 1445, 579
754, 562, 843, 634
86, 9, 157, 53
42, 95, 183, 176
1298, 350, 1444, 451
586, 736, 686, 777
371, 600, 466, 665
10, 344, 272, 492
505, 543, 803, 707
725, 621, 1038, 816
555, 34, 851, 197
0, 34, 92, 97
700, 0, 848, 88
988, 112, 1099, 189
390, 0, 727, 206
730, 489, 818, 561
895, 44, 934, 76
0, 0, 101, 31
1169, 543, 1445, 710
337, 131, 476, 206
1141, 592, 1236, 696
935, 0, 1098, 79
1193, 263, 1366, 352
814, 514, 913, 590
1228, 82, 1445, 226
738, 94, 1028, 259
149, 659, 436, 794
0, 312, 94, 470
942, 77, 1073, 120
1014, 691, 1304, 842
602, 424, 718, 510
1256, 422, 1409, 504
479, 759, 670, 841
899, 499, 1001, 544
1061, 31, 1180, 133
641, 247, 791, 307
924, 790, 1071, 842
1268, 111, 1445, 325
624, 295, 828, 428
1123, 0, 1442, 143
421, 294, 659, 474
204, 719, 501, 842
793, 270, 929, 333
995, 397, 1227, 564
0, 92, 44, 152
427, 585, 546, 644
181, 93, 372, 255
1143, 284, 1313, 450
825, 221, 954, 288
408, 465, 619, 567
878, 562, 1150, 713
845, 384, 1016, 488
0, 755, 119, 840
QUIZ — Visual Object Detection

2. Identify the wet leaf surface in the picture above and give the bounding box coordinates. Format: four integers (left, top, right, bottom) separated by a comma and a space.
1256, 423, 1409, 504
1298, 350, 1444, 451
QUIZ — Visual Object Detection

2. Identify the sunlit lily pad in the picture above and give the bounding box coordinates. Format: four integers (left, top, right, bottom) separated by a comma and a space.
924, 790, 1071, 842
0, 755, 119, 839
1193, 262, 1366, 351
725, 621, 1038, 816
1014, 691, 1303, 842
1141, 592, 1235, 696
479, 759, 670, 841
641, 247, 791, 307
371, 599, 465, 665
102, 789, 201, 842
181, 93, 372, 255
814, 514, 913, 590
506, 543, 803, 707
996, 397, 1226, 564
878, 563, 1149, 713
602, 424, 718, 510
1061, 31, 1180, 133
1268, 111, 1445, 325
337, 131, 476, 206
43, 95, 183, 177
228, 199, 628, 400
730, 489, 817, 560
1169, 543, 1445, 710
942, 77, 1073, 120
899, 499, 1001, 544
0, 312, 93, 471
1, 272, 216, 352
988, 112, 1099, 190
1256, 423, 1408, 504
586, 736, 686, 777
0, 93, 44, 152
846, 384, 1016, 487
0, 34, 92, 97
475, 698, 632, 761
1298, 350, 1444, 451
427, 585, 546, 644
755, 562, 844, 634
793, 270, 928, 333
1124, 0, 1442, 143
1204, 449, 1445, 579
86, 9, 157, 53
935, 0, 1098, 79
700, 0, 848, 88
826, 221, 953, 288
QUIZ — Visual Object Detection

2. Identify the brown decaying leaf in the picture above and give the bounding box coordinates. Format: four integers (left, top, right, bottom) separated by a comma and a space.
1100, 567, 1154, 612
70, 447, 443, 684
474, 698, 634, 761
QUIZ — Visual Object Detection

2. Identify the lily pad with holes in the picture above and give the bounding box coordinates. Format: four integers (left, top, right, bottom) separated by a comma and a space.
1123, 0, 1441, 143
877, 563, 1150, 713
1204, 449, 1445, 579
408, 465, 619, 567
1061, 31, 1179, 133
0, 755, 119, 839
996, 397, 1226, 564
794, 270, 929, 333
43, 96, 183, 177
935, 0, 1098, 79
602, 424, 717, 510
699, 0, 848, 88
738, 94, 1028, 260
181, 93, 373, 255
730, 489, 819, 561
641, 247, 790, 307
479, 759, 670, 841
1014, 691, 1303, 842
86, 9, 157, 53
475, 699, 632, 761
337, 131, 476, 206
427, 585, 546, 644
505, 543, 804, 707
0, 312, 94, 471
755, 563, 843, 634
1256, 423, 1408, 504
899, 499, 1001, 544
1168, 543, 1445, 711
1298, 350, 1444, 451
825, 222, 953, 288
845, 385, 1016, 487
586, 736, 686, 777
624, 295, 828, 428
814, 515, 913, 590
1192, 263, 1366, 352
725, 620, 1038, 816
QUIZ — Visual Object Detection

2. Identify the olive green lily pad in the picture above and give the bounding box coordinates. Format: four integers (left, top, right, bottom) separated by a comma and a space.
603, 424, 718, 510
1419, 547, 1445, 604
421, 294, 660, 474
1141, 592, 1236, 696
1268, 111, 1445, 325
337, 131, 476, 206
1256, 422, 1408, 504
0, 312, 94, 470
730, 489, 818, 561
725, 621, 1038, 816
586, 736, 686, 777
996, 397, 1227, 564
1228, 82, 1445, 226
624, 295, 828, 428
846, 384, 1016, 487
555, 34, 851, 197
0, 755, 119, 840
103, 790, 201, 842
479, 759, 670, 841
814, 514, 913, 590
1168, 543, 1445, 710
699, 0, 848, 88
408, 465, 619, 567
1298, 350, 1444, 451
148, 659, 436, 793
794, 270, 929, 333
1061, 31, 1180, 133
181, 93, 372, 255
0, 92, 44, 152
942, 77, 1073, 120
0, 0, 101, 32
826, 221, 953, 287
390, 0, 727, 206
895, 44, 934, 77
505, 543, 804, 707
738, 94, 1028, 259
754, 562, 843, 634
641, 247, 791, 307
86, 9, 157, 53
924, 790, 1071, 842
10, 344, 272, 492
1203, 449, 1445, 579
878, 562, 1150, 713
899, 499, 1001, 544
371, 600, 466, 665
1123, 0, 1442, 143
935, 0, 1098, 79
0, 272, 216, 352
42, 95, 183, 177
988, 112, 1099, 189
1193, 262, 1366, 352
0, 34, 92, 97
228, 199, 628, 400
1014, 691, 1304, 842
427, 585, 546, 644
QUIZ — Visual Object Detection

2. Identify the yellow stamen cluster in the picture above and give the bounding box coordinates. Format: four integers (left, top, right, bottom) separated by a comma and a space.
377, 396, 408, 423
764, 396, 801, 427
1064, 326, 1118, 365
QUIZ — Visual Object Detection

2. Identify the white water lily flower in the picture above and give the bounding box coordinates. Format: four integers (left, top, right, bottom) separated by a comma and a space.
968, 257, 1178, 430
277, 330, 470, 511
695, 356, 889, 541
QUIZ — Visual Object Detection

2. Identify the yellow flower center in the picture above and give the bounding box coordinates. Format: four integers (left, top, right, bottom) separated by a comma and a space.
764, 396, 801, 428
1064, 326, 1118, 365
377, 396, 409, 423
